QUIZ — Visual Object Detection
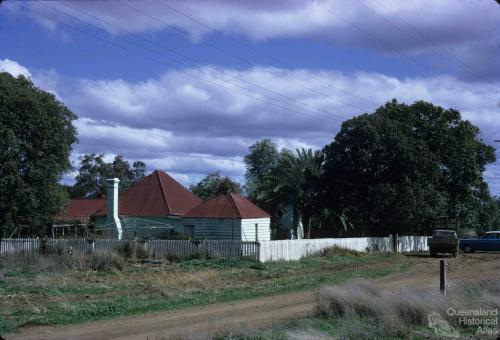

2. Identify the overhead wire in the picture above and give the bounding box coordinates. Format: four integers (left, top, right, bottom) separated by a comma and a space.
155, 0, 379, 108
354, 0, 493, 80
21, 2, 346, 125
52, 1, 353, 123
315, 1, 484, 94
122, 1, 376, 111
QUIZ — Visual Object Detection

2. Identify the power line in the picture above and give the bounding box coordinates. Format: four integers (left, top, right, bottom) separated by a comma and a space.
51, 1, 351, 123
316, 2, 432, 74
47, 3, 356, 121
24, 2, 344, 125
155, 1, 379, 108
315, 1, 483, 94
122, 1, 376, 111
355, 0, 489, 80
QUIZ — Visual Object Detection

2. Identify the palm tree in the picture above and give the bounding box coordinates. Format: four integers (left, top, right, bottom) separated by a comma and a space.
260, 148, 323, 238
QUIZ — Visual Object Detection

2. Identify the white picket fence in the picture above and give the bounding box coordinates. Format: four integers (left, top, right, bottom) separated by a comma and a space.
398, 235, 429, 253
0, 236, 429, 263
258, 236, 429, 262
0, 238, 259, 261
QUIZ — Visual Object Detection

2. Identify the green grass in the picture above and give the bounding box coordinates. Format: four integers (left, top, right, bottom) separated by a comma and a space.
234, 311, 483, 340
226, 316, 407, 340
0, 251, 412, 334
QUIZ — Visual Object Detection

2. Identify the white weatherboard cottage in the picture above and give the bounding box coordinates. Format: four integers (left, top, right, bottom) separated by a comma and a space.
60, 170, 271, 241
182, 193, 271, 241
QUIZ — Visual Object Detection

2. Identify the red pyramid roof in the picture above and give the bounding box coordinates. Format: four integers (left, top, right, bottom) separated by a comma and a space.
184, 192, 270, 219
96, 170, 201, 217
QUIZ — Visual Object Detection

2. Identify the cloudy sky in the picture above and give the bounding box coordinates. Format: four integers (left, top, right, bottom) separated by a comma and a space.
1, 0, 499, 194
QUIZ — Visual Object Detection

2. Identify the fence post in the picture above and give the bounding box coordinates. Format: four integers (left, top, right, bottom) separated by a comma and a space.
256, 241, 260, 262
391, 234, 399, 252
440, 259, 446, 295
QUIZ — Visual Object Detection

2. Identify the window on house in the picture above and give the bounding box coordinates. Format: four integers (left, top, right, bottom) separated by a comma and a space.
183, 225, 195, 239
255, 223, 259, 241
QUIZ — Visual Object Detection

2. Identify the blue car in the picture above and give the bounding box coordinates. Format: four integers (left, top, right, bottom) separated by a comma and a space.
459, 231, 500, 253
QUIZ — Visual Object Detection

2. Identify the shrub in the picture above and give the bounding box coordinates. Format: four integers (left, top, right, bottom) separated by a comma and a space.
115, 241, 151, 259
248, 262, 266, 270
319, 281, 382, 319
85, 251, 125, 272
317, 246, 361, 257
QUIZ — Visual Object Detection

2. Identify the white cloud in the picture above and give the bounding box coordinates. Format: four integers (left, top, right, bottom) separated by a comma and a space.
59, 66, 500, 194
0, 59, 31, 78
20, 0, 497, 45
10, 0, 498, 80
4, 59, 500, 194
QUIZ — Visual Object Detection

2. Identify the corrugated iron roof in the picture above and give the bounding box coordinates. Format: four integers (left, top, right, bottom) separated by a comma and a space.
96, 170, 202, 217
184, 192, 271, 219
57, 199, 105, 220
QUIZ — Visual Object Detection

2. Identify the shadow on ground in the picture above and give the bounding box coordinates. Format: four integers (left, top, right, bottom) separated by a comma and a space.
404, 253, 454, 259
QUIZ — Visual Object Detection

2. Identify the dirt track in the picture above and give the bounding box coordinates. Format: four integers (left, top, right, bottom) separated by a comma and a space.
8, 253, 500, 340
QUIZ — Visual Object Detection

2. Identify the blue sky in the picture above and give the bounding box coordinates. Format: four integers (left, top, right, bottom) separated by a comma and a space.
1, 0, 499, 194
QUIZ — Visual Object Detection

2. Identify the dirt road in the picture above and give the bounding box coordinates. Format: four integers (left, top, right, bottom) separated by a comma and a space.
9, 253, 500, 340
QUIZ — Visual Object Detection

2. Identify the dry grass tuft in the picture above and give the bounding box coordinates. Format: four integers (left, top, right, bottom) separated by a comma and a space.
0, 251, 125, 274
114, 241, 152, 260
284, 329, 332, 340
317, 246, 361, 257
318, 279, 500, 337
85, 251, 125, 271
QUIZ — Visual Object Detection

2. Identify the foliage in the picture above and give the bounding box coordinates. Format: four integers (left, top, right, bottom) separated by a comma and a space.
322, 100, 496, 235
114, 241, 151, 259
244, 141, 349, 238
244, 140, 284, 237
264, 149, 324, 238
493, 196, 500, 229
244, 139, 279, 199
0, 73, 77, 237
71, 154, 146, 198
477, 196, 500, 232
189, 172, 242, 201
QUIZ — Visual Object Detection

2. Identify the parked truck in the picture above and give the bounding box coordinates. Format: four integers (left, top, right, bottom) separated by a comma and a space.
427, 229, 459, 257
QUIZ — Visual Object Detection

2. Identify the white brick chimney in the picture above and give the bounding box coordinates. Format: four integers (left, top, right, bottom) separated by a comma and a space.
106, 178, 123, 240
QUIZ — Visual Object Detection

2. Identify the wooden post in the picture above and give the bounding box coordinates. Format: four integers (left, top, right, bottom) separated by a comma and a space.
440, 259, 446, 295
256, 241, 260, 262
390, 234, 398, 252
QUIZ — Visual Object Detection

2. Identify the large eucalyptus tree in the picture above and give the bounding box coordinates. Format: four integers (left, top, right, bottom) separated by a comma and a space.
0, 73, 77, 236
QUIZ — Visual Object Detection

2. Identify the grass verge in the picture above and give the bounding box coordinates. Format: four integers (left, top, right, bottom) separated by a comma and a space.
232, 279, 500, 339
0, 249, 412, 335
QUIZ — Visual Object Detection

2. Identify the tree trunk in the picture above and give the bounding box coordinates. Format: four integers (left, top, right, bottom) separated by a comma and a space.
303, 213, 312, 239
292, 208, 299, 239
